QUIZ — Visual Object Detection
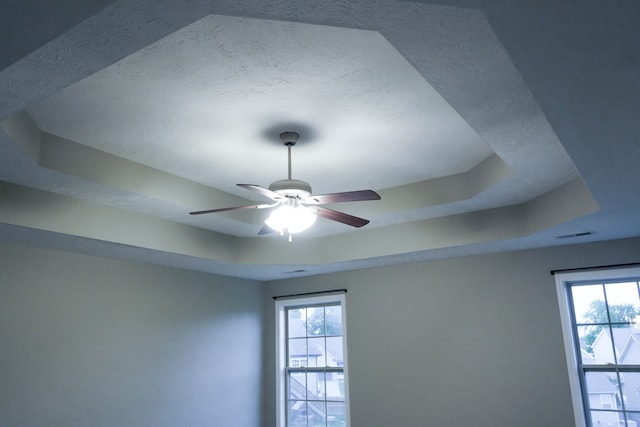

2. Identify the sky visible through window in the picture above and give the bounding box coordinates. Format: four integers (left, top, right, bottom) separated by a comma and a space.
571, 282, 639, 325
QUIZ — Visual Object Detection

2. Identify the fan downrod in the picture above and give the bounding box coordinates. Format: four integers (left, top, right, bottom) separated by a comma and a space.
270, 131, 311, 196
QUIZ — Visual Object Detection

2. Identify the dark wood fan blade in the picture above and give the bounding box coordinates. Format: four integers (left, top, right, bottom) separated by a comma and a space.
258, 224, 275, 235
190, 204, 272, 215
306, 189, 380, 204
237, 184, 284, 201
316, 206, 370, 228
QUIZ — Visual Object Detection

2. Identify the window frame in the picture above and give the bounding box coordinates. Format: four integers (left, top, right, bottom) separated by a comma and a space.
275, 293, 350, 427
555, 266, 640, 427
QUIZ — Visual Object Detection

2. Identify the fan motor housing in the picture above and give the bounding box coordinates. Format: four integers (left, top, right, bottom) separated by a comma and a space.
269, 179, 312, 198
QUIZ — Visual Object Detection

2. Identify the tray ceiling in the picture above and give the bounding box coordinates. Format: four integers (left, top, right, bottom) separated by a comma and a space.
1, 0, 638, 280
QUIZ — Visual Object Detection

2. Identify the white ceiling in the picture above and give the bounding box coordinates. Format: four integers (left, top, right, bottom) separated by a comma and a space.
1, 0, 638, 280
27, 15, 494, 196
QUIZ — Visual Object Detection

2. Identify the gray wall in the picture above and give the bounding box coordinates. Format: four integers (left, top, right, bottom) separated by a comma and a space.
0, 243, 264, 427
4, 237, 640, 427
263, 237, 640, 427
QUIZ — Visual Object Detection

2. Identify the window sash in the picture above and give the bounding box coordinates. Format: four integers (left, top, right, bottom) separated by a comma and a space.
287, 367, 344, 373
276, 293, 350, 427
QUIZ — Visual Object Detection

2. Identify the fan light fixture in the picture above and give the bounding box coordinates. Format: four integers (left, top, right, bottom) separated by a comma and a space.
265, 202, 317, 239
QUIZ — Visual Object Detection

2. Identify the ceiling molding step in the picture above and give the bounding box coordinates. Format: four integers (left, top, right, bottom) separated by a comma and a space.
6, 110, 514, 229
37, 132, 256, 221
1, 112, 42, 162
0, 181, 238, 263
523, 178, 599, 235
0, 175, 598, 270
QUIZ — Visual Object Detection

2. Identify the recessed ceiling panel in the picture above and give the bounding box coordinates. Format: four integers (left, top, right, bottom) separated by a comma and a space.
27, 14, 493, 195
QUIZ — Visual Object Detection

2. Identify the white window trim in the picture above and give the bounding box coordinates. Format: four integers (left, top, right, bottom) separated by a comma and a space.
275, 293, 350, 427
554, 266, 640, 427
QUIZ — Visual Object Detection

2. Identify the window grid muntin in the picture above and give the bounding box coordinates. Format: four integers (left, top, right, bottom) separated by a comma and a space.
567, 278, 640, 427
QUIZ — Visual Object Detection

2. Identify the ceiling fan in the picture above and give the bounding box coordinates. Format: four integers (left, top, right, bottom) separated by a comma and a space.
190, 131, 381, 240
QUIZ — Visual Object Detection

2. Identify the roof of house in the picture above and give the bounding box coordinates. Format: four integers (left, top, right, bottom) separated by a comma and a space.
592, 327, 640, 362
287, 318, 344, 361
581, 348, 595, 365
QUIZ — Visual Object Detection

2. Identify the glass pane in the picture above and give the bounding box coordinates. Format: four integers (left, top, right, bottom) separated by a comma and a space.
572, 284, 605, 324
585, 371, 621, 410
627, 411, 640, 427
308, 337, 325, 367
289, 372, 306, 400
326, 371, 345, 401
613, 329, 640, 365
307, 372, 325, 400
307, 307, 325, 336
288, 400, 307, 427
620, 372, 640, 410
307, 401, 326, 427
326, 401, 346, 427
326, 337, 343, 367
577, 325, 597, 361
605, 282, 640, 325
589, 411, 626, 426
325, 306, 342, 336
289, 338, 308, 367
289, 308, 308, 338
590, 327, 617, 364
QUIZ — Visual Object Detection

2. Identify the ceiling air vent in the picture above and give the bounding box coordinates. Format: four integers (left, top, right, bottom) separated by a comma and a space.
555, 231, 593, 239
283, 269, 307, 274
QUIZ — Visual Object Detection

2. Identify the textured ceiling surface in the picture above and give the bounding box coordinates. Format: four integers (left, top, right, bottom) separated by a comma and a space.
1, 0, 639, 280
27, 15, 493, 194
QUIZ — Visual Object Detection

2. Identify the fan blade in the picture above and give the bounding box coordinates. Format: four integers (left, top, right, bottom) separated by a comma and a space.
315, 206, 370, 228
306, 189, 380, 204
258, 224, 275, 235
190, 204, 272, 215
237, 184, 284, 201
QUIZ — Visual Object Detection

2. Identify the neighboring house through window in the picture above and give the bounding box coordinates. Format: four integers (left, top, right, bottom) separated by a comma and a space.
555, 266, 640, 427
275, 293, 350, 427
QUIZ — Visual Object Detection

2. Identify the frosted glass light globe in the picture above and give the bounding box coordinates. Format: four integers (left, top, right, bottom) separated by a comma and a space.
265, 205, 317, 234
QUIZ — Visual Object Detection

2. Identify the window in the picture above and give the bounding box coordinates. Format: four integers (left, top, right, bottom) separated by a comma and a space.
555, 267, 640, 427
276, 293, 350, 427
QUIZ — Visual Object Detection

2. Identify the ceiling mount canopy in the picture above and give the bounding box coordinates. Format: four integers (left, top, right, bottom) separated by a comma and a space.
190, 131, 381, 241
279, 131, 299, 146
